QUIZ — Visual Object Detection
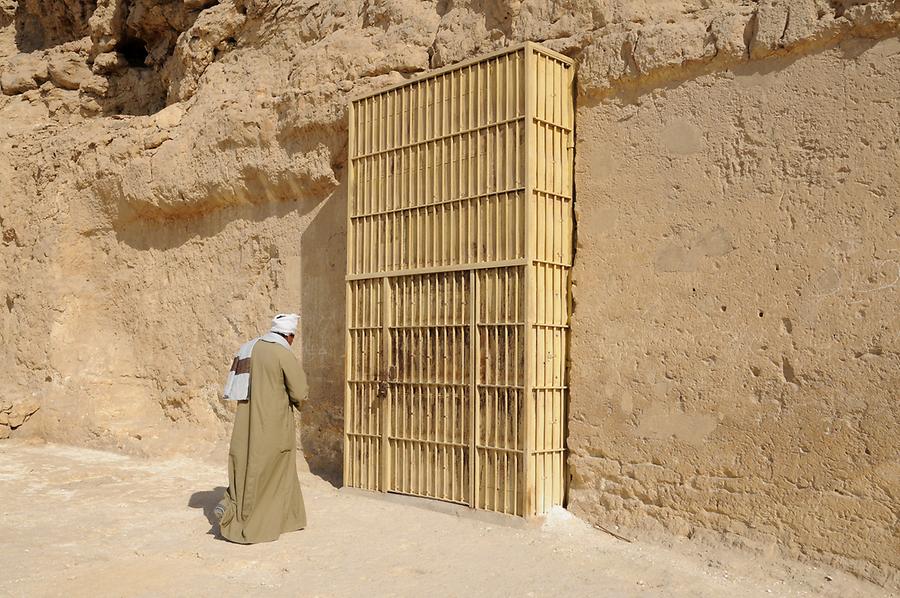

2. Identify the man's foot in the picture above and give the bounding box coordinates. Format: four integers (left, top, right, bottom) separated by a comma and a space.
214, 504, 225, 522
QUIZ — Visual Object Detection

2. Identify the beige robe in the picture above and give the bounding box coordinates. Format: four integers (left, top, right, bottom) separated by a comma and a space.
219, 340, 308, 544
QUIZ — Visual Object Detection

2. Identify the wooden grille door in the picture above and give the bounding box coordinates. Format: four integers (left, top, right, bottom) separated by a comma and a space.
344, 43, 574, 517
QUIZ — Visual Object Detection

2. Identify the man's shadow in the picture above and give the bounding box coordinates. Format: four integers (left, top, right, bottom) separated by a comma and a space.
188, 487, 227, 539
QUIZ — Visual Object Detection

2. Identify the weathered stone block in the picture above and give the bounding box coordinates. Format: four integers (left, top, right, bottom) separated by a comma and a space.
48, 54, 93, 90
0, 55, 49, 95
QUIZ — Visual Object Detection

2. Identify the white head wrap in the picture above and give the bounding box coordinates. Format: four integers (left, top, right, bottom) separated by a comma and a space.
270, 313, 300, 336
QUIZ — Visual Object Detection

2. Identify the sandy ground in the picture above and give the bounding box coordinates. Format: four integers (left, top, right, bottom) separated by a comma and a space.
0, 440, 891, 598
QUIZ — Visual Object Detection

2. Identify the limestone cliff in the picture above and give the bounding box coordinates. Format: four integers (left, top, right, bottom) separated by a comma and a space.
0, 0, 898, 587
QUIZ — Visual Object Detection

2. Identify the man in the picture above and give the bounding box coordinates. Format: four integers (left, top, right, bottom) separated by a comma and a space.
216, 313, 308, 544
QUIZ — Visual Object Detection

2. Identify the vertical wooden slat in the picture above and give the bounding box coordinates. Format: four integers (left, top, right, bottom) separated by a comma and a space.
468, 269, 478, 507
522, 43, 537, 517
381, 276, 391, 491
562, 57, 574, 510
344, 100, 357, 488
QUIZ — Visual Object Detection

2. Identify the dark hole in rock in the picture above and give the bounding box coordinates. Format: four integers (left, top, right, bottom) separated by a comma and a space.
117, 37, 149, 68
758, 310, 764, 317
5, 295, 13, 312
782, 357, 801, 386
720, 305, 727, 312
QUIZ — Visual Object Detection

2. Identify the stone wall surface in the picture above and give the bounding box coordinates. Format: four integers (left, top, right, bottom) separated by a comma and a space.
0, 0, 897, 586
569, 36, 900, 587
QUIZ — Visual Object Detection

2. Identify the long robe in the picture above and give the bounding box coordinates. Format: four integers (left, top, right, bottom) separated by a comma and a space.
218, 339, 308, 544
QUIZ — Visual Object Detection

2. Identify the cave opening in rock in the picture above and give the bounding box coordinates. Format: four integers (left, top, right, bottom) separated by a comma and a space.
117, 37, 149, 68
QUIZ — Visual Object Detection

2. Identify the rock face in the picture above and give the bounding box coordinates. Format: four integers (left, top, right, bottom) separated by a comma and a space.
0, 52, 48, 93
0, 0, 897, 588
570, 35, 900, 588
0, 399, 40, 438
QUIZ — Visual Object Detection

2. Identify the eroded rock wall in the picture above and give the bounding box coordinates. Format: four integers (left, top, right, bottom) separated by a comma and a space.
0, 0, 897, 585
570, 36, 900, 586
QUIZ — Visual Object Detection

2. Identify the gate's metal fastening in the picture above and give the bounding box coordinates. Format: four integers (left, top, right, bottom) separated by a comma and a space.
345, 42, 574, 517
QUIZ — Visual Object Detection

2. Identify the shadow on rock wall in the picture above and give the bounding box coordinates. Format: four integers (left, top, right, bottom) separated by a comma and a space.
113, 197, 318, 252
107, 184, 346, 486
300, 176, 346, 486
13, 0, 96, 52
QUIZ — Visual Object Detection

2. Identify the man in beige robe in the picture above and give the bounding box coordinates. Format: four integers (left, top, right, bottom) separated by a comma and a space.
216, 313, 308, 544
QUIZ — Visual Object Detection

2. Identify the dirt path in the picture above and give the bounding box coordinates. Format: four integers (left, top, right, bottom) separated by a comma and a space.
0, 440, 889, 597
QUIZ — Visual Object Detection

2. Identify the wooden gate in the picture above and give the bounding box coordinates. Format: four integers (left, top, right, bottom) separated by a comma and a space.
344, 43, 574, 517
